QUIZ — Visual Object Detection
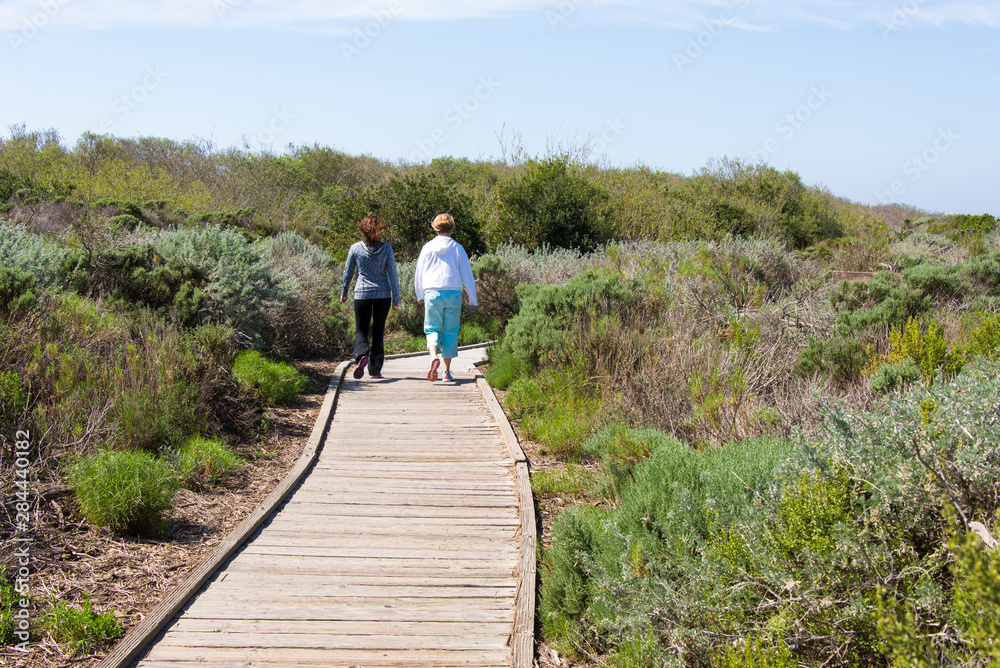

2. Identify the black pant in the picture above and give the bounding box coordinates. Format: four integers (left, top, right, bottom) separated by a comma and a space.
353, 298, 391, 374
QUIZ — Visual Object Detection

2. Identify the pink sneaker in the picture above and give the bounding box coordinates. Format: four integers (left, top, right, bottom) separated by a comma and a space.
427, 357, 440, 382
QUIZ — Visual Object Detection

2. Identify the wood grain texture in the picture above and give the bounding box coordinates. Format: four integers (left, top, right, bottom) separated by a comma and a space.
105, 347, 535, 668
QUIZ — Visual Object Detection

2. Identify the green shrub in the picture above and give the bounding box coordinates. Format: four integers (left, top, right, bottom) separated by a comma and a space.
330, 172, 485, 258
472, 255, 521, 325
886, 316, 962, 382
232, 350, 308, 405
869, 358, 921, 394
948, 524, 1000, 664
503, 270, 642, 369
775, 471, 851, 559
42, 593, 123, 656
191, 323, 236, 367
583, 424, 668, 504
927, 212, 998, 243
90, 245, 208, 326
830, 271, 932, 335
0, 267, 37, 313
796, 336, 868, 384
964, 252, 1000, 292
878, 518, 1000, 668
712, 637, 795, 668
139, 225, 289, 338
69, 449, 178, 535
168, 435, 245, 487
0, 370, 26, 421
540, 435, 791, 653
111, 381, 202, 452
485, 346, 529, 390
495, 156, 612, 252
962, 311, 1000, 361
609, 631, 668, 668
0, 167, 33, 202
90, 197, 143, 220
457, 320, 488, 347
901, 263, 963, 300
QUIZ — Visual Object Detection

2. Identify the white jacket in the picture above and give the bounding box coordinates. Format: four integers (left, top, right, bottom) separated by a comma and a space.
413, 235, 477, 305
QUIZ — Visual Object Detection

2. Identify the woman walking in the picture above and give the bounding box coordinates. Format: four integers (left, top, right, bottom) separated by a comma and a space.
341, 215, 400, 379
414, 213, 477, 383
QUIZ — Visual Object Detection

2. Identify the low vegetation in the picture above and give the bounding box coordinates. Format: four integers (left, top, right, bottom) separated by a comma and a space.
481, 225, 1000, 666
41, 594, 123, 657
1, 126, 997, 665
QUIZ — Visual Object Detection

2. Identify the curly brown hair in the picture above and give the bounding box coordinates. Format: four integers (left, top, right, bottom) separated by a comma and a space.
358, 215, 386, 246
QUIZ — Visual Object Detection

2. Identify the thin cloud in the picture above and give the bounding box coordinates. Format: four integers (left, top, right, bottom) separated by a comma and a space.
1, 0, 998, 32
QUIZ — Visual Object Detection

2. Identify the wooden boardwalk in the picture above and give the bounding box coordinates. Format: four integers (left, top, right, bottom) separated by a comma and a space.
112, 348, 533, 668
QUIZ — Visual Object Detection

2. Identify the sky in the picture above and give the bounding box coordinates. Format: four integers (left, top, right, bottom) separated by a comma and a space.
0, 0, 997, 215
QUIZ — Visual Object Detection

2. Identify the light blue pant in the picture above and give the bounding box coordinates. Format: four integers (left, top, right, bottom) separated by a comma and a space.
423, 290, 462, 359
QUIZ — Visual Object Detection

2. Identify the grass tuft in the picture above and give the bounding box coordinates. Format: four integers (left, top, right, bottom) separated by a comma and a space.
69, 449, 178, 535
42, 593, 123, 656
167, 435, 245, 487
232, 350, 308, 405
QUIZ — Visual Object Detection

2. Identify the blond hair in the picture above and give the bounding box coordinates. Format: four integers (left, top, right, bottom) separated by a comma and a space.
431, 213, 455, 235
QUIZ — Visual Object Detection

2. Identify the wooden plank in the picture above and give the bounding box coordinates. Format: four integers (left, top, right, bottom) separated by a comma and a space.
254, 521, 515, 536
285, 491, 519, 507
237, 545, 518, 560
311, 461, 511, 471
165, 618, 511, 635
204, 581, 515, 599
154, 632, 509, 650
298, 476, 512, 488
263, 513, 518, 526
206, 573, 515, 589
98, 361, 354, 668
275, 502, 518, 519
298, 484, 514, 495
221, 556, 515, 577
247, 533, 517, 550
181, 600, 515, 619
140, 646, 511, 666
316, 460, 513, 475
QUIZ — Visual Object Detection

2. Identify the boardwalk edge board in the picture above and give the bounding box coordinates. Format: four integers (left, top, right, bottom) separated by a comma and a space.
473, 367, 537, 668
96, 359, 353, 668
